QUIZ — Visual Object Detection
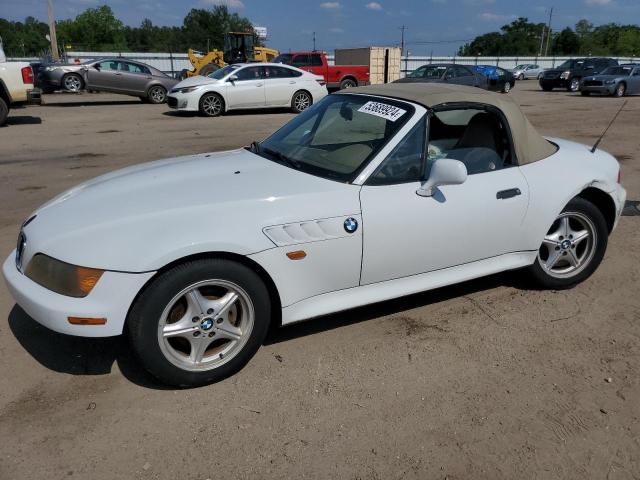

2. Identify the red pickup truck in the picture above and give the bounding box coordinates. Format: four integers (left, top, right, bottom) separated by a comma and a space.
273, 51, 369, 90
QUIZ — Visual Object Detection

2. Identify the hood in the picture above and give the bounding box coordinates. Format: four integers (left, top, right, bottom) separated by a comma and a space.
173, 75, 220, 89
586, 74, 627, 81
22, 149, 361, 272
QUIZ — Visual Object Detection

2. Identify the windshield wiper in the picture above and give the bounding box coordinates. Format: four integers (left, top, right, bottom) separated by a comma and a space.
261, 146, 301, 170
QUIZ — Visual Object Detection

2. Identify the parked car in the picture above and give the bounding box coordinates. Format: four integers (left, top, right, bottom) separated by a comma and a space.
473, 65, 515, 93
580, 64, 640, 97
511, 64, 543, 80
539, 57, 618, 92
167, 63, 327, 116
0, 56, 41, 126
273, 51, 369, 90
3, 83, 626, 386
395, 64, 487, 89
39, 57, 178, 103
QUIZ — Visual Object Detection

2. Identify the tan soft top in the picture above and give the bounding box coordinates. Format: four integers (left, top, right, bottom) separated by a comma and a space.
348, 82, 557, 165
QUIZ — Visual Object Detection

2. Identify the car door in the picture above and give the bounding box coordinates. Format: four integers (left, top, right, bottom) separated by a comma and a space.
224, 65, 266, 109
263, 66, 301, 106
116, 61, 152, 94
359, 105, 529, 285
86, 60, 120, 91
629, 67, 640, 94
450, 65, 477, 87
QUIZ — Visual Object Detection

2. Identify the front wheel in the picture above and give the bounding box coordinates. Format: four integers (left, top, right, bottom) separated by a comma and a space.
527, 197, 608, 289
147, 85, 167, 104
199, 92, 224, 117
127, 259, 271, 387
613, 83, 626, 97
568, 77, 580, 92
518, 73, 525, 81
291, 90, 312, 113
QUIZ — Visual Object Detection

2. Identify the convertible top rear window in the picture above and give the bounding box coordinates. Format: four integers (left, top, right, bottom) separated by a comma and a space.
257, 94, 414, 182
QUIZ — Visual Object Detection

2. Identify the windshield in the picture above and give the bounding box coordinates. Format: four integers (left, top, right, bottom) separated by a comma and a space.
408, 65, 446, 78
557, 60, 583, 69
273, 54, 293, 64
515, 64, 526, 69
602, 66, 632, 76
257, 94, 414, 182
208, 65, 238, 80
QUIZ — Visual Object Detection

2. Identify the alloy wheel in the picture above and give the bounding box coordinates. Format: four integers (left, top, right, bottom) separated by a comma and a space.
503, 82, 511, 93
294, 92, 311, 111
537, 212, 597, 279
157, 279, 254, 372
202, 95, 222, 116
64, 75, 82, 92
615, 84, 626, 97
570, 78, 580, 92
149, 86, 166, 103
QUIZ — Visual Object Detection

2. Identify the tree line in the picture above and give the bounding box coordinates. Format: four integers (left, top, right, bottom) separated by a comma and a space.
0, 5, 258, 57
459, 17, 640, 57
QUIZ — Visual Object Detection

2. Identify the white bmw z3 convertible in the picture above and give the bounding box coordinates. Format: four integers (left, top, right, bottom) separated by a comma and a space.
4, 83, 626, 386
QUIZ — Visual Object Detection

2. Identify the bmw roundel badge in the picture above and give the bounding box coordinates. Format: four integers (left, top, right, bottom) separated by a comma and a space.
344, 217, 358, 234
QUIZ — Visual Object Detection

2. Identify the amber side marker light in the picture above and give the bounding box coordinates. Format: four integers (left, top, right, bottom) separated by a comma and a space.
68, 317, 107, 325
286, 250, 307, 260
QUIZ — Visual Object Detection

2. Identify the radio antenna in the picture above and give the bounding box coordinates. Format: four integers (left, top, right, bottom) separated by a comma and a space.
591, 100, 627, 153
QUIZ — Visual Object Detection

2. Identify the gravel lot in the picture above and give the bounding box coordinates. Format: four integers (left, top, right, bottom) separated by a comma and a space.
1, 84, 639, 480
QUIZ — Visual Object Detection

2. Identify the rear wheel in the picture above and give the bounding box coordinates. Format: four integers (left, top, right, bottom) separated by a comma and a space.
502, 81, 512, 93
613, 82, 626, 97
527, 197, 608, 289
147, 85, 167, 104
339, 78, 357, 89
62, 73, 83, 92
199, 92, 224, 117
0, 97, 8, 126
127, 258, 271, 387
291, 90, 312, 113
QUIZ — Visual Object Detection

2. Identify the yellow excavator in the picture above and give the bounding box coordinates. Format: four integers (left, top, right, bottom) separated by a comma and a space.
179, 32, 279, 79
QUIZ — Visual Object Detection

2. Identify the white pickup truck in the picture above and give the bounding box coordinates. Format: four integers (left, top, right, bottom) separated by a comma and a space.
0, 40, 42, 126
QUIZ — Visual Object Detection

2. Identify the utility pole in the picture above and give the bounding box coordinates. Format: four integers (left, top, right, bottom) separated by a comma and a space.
544, 7, 553, 56
312, 32, 316, 51
47, 0, 60, 61
538, 25, 546, 56
399, 25, 407, 55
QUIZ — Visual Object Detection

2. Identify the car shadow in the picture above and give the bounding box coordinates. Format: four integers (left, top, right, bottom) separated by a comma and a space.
8, 270, 531, 390
3, 116, 42, 126
162, 108, 296, 118
44, 99, 143, 107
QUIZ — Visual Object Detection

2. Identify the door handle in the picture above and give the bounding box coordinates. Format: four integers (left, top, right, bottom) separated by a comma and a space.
496, 188, 521, 199
256, 83, 263, 87
115, 72, 122, 76
289, 81, 296, 84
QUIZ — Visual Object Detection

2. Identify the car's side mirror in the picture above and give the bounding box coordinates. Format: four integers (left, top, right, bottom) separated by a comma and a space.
416, 159, 467, 197
94, 65, 100, 71
228, 74, 238, 83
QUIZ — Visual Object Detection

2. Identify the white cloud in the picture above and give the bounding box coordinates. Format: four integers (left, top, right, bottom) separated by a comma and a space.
585, 0, 613, 4
320, 2, 341, 8
201, 0, 245, 8
366, 2, 383, 10
478, 12, 516, 22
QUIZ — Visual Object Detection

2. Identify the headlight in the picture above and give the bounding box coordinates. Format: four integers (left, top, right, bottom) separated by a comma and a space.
560, 70, 571, 80
171, 86, 201, 94
25, 254, 104, 298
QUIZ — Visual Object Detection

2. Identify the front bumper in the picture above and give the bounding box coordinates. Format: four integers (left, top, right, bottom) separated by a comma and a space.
167, 92, 199, 111
3, 253, 155, 337
580, 85, 616, 95
540, 78, 569, 89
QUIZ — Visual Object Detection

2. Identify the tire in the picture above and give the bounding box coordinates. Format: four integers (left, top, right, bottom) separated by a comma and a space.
147, 85, 167, 104
568, 77, 580, 92
613, 82, 626, 98
199, 63, 219, 77
527, 197, 608, 290
518, 73, 525, 81
339, 78, 357, 89
62, 73, 84, 92
291, 90, 312, 113
127, 258, 271, 387
0, 97, 8, 126
199, 92, 224, 117
502, 81, 512, 93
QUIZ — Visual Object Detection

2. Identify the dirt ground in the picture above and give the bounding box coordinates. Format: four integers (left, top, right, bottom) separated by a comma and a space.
0, 84, 639, 480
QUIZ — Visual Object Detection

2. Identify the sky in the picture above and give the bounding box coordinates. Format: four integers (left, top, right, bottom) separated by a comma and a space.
1, 0, 639, 54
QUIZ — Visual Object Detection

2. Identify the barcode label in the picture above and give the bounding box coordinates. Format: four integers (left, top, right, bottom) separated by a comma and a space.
357, 101, 406, 122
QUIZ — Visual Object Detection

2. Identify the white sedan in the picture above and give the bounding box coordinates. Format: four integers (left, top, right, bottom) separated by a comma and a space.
167, 63, 328, 116
4, 83, 626, 386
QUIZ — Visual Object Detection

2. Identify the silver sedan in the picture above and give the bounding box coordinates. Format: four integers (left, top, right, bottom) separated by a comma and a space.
40, 58, 178, 104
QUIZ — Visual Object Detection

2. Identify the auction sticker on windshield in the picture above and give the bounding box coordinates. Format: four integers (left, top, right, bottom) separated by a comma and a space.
358, 101, 406, 122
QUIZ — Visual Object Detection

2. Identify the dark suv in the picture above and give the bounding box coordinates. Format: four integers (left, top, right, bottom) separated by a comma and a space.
540, 57, 618, 92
